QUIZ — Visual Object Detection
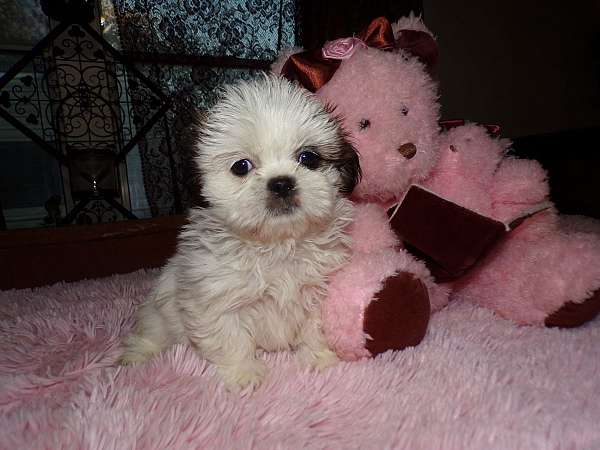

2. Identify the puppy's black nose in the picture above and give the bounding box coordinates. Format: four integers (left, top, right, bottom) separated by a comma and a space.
267, 176, 296, 198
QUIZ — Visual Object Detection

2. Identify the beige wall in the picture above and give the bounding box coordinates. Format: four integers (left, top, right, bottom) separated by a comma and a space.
423, 0, 600, 137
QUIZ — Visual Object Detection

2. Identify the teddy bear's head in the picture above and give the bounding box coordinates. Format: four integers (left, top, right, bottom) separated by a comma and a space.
275, 16, 441, 206
317, 46, 439, 205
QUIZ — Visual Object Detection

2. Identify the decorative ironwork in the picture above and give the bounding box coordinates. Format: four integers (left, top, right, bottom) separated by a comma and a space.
0, 20, 170, 224
67, 197, 125, 225
1, 1, 298, 225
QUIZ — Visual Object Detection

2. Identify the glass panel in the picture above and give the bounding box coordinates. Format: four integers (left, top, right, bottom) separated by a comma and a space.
0, 41, 63, 229
0, 121, 64, 229
125, 144, 151, 218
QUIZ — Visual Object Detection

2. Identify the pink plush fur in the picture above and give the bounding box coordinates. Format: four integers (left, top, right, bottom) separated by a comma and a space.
491, 157, 550, 222
318, 46, 440, 207
305, 15, 600, 358
424, 127, 600, 323
323, 204, 448, 360
425, 123, 551, 222
425, 124, 505, 217
349, 203, 399, 254
3, 271, 600, 449
311, 43, 452, 358
454, 213, 600, 324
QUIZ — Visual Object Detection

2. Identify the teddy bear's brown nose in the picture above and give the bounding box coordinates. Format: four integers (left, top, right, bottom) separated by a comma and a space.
398, 142, 417, 159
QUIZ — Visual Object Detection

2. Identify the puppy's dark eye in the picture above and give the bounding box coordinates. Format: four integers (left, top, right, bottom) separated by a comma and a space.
401, 106, 409, 116
298, 150, 321, 170
359, 119, 370, 130
230, 159, 254, 176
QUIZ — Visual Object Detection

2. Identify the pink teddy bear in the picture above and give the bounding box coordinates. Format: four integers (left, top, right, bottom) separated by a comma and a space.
274, 15, 600, 360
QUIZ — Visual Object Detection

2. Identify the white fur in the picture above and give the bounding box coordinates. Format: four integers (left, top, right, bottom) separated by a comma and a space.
120, 75, 355, 392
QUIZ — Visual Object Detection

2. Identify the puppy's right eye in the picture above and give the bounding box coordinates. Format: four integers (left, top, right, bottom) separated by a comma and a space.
298, 150, 321, 170
230, 159, 254, 176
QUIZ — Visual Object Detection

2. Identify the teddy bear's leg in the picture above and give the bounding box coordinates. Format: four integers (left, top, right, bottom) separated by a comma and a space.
322, 202, 449, 360
453, 211, 600, 326
362, 271, 430, 356
544, 215, 600, 327
323, 247, 448, 360
544, 292, 600, 327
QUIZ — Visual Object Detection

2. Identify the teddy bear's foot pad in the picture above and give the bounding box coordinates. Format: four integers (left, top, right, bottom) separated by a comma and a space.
545, 289, 600, 328
363, 272, 431, 356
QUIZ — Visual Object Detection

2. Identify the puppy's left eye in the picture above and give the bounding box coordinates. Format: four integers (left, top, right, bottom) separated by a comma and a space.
230, 159, 254, 176
298, 150, 321, 170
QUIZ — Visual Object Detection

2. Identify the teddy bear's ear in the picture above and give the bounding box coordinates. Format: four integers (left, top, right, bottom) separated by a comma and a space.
270, 46, 305, 75
392, 13, 439, 71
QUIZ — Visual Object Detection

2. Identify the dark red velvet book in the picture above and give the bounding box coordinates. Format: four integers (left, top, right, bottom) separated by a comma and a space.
387, 185, 549, 282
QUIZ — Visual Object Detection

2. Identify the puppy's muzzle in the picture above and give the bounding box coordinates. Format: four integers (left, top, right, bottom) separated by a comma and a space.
268, 176, 296, 198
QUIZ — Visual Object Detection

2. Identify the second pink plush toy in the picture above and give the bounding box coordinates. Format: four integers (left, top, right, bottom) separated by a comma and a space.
274, 15, 600, 360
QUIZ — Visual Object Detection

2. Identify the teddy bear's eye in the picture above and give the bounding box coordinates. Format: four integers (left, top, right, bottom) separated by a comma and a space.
359, 119, 370, 130
401, 106, 409, 116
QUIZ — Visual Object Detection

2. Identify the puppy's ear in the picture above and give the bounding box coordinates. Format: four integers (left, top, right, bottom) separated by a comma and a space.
326, 108, 361, 195
334, 136, 361, 195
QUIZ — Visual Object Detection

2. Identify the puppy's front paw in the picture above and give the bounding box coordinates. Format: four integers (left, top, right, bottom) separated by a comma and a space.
296, 346, 340, 371
217, 359, 267, 392
117, 335, 163, 366
117, 344, 155, 366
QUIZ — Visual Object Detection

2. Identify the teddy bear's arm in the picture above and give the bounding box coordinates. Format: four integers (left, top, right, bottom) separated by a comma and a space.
388, 185, 508, 281
422, 124, 503, 217
348, 203, 399, 254
397, 125, 551, 280
423, 124, 550, 223
491, 157, 551, 223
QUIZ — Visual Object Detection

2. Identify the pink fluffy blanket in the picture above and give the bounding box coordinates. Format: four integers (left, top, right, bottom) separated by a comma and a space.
1, 270, 599, 449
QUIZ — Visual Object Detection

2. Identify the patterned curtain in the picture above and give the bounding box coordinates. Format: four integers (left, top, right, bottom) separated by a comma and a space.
111, 0, 296, 216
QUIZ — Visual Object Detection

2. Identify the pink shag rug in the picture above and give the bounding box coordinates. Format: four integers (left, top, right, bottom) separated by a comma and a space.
1, 270, 600, 450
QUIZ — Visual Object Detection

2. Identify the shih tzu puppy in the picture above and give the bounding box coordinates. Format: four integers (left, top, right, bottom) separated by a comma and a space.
119, 74, 360, 391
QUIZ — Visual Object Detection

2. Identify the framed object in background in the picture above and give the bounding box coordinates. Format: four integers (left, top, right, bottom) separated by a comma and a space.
0, 3, 168, 228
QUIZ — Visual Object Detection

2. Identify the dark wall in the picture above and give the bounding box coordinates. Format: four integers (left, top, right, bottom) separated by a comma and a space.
510, 128, 600, 218
423, 0, 600, 138
422, 1, 600, 219
298, 0, 422, 48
